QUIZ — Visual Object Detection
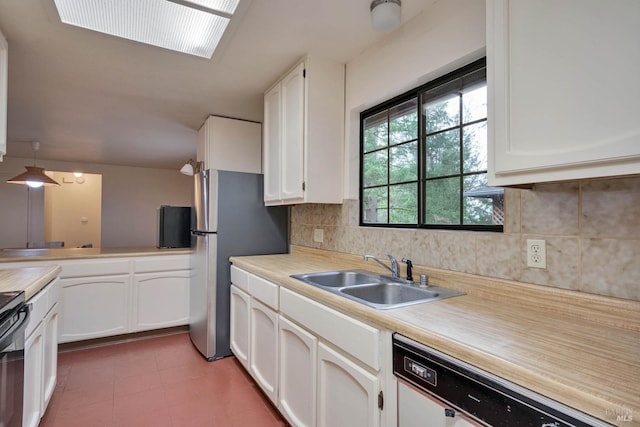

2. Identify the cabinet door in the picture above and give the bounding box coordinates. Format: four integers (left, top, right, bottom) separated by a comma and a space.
249, 298, 278, 404
278, 316, 317, 427
0, 28, 6, 160
264, 83, 282, 202
317, 342, 380, 427
59, 275, 129, 343
398, 382, 481, 427
487, 0, 640, 185
23, 322, 44, 427
131, 271, 190, 332
41, 304, 59, 414
230, 285, 250, 369
280, 62, 305, 201
199, 116, 262, 173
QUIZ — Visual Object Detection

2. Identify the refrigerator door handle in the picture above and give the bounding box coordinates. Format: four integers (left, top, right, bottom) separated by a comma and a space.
192, 230, 216, 236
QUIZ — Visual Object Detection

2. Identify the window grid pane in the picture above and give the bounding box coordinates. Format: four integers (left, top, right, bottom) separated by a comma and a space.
362, 187, 388, 224
390, 141, 418, 184
363, 110, 388, 153
363, 150, 389, 187
425, 129, 460, 178
463, 121, 488, 173
390, 183, 418, 224
424, 177, 460, 225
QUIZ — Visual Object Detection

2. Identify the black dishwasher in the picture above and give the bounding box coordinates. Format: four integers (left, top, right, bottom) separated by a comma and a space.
393, 333, 613, 427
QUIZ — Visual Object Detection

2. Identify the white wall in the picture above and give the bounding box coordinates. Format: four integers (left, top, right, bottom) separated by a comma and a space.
343, 0, 486, 198
0, 157, 192, 248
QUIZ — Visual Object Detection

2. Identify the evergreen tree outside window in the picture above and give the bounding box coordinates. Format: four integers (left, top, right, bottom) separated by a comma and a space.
360, 58, 504, 231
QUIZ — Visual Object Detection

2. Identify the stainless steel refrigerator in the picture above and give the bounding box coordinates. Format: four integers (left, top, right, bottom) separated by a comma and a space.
189, 169, 288, 360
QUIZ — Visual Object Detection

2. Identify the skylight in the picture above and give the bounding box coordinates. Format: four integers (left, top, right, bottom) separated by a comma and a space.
53, 0, 240, 58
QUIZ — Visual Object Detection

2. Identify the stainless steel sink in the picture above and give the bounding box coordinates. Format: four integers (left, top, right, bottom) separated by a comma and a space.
292, 270, 380, 288
290, 270, 464, 309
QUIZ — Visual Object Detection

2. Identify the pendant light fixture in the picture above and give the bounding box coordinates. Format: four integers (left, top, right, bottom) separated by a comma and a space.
7, 141, 60, 188
370, 0, 402, 32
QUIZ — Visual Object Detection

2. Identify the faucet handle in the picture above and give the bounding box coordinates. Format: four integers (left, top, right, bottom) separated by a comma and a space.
401, 258, 413, 281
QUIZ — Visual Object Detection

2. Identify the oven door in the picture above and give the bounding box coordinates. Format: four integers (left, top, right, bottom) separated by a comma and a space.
0, 303, 30, 427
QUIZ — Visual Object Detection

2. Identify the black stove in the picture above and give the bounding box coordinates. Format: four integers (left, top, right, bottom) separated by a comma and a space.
0, 291, 25, 320
0, 291, 26, 341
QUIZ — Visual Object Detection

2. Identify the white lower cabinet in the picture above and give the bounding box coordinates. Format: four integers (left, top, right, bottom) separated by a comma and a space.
278, 315, 317, 427
23, 317, 44, 427
57, 255, 191, 343
230, 285, 251, 369
59, 275, 129, 343
249, 298, 279, 404
230, 267, 388, 427
317, 342, 380, 427
41, 303, 59, 412
23, 278, 59, 427
131, 271, 190, 332
398, 382, 480, 427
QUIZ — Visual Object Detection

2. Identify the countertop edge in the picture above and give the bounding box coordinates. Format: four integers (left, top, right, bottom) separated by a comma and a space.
0, 247, 191, 263
0, 265, 61, 300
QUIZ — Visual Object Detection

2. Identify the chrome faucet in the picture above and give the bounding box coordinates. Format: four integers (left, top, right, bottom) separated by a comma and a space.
364, 254, 399, 278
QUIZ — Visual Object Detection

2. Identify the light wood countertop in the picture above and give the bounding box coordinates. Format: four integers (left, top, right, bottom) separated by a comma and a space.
0, 247, 191, 263
231, 246, 640, 427
0, 265, 61, 300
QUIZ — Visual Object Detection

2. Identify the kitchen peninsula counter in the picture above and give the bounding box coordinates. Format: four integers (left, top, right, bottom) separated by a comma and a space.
230, 246, 640, 427
0, 247, 191, 263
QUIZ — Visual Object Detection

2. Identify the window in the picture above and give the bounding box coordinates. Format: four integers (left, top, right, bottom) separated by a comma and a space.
360, 58, 503, 231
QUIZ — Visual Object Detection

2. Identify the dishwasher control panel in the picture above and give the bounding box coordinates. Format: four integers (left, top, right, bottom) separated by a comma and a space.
405, 357, 436, 386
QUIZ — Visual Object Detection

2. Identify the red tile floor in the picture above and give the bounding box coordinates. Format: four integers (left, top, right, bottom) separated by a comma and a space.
39, 332, 287, 427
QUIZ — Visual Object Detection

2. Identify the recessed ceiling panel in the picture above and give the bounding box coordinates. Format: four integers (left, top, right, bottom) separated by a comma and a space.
53, 0, 231, 58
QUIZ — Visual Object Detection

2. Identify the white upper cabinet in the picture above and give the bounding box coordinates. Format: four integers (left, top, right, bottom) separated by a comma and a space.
0, 28, 7, 161
197, 115, 262, 173
263, 56, 345, 205
280, 62, 305, 201
487, 0, 640, 186
264, 83, 283, 201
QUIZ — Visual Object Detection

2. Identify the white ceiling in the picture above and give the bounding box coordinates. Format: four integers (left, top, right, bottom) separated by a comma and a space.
0, 0, 434, 169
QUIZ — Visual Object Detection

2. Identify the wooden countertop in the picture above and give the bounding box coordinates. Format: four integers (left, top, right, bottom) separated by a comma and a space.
0, 265, 61, 300
0, 247, 191, 263
230, 246, 640, 427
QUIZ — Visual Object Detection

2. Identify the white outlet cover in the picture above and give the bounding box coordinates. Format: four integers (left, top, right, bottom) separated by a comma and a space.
526, 239, 547, 269
313, 228, 324, 243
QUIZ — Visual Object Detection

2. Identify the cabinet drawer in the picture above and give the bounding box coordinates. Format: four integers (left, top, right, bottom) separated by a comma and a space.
45, 278, 60, 314
26, 288, 47, 338
249, 274, 279, 310
280, 288, 380, 370
134, 255, 191, 273
59, 259, 130, 278
230, 265, 249, 293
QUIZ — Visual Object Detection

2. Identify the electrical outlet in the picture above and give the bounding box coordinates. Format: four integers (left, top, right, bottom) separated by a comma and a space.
313, 228, 324, 243
526, 239, 547, 269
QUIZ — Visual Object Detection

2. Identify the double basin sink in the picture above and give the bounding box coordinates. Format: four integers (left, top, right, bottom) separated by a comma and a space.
291, 270, 464, 310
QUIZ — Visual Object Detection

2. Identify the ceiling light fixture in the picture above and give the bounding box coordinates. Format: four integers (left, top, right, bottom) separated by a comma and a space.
180, 159, 204, 176
370, 0, 402, 32
7, 141, 60, 188
53, 0, 240, 58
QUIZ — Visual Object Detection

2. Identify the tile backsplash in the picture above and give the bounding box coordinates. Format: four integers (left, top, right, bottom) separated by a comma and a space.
290, 176, 640, 301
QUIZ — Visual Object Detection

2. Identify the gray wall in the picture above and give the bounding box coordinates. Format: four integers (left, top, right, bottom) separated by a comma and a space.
0, 157, 192, 248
